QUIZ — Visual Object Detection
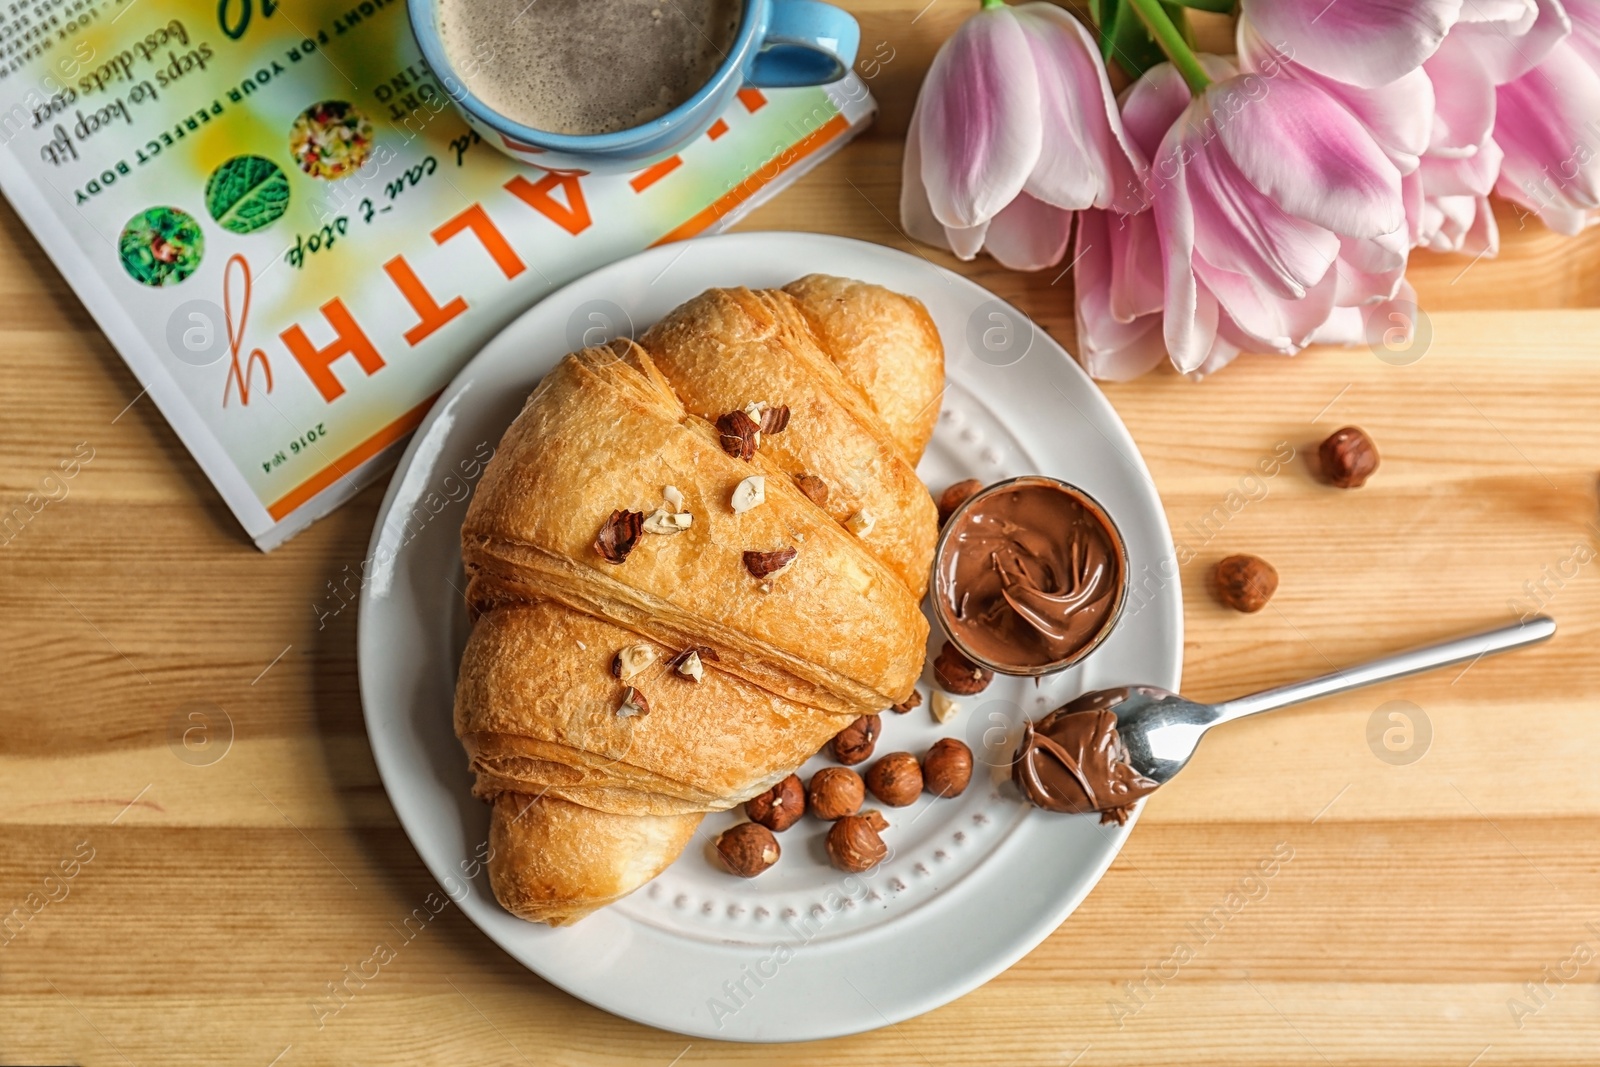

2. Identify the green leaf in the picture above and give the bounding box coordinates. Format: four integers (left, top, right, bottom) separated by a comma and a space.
1163, 0, 1235, 12
205, 155, 291, 235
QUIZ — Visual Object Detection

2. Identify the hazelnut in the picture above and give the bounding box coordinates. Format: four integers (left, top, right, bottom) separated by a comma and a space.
808, 767, 864, 820
930, 691, 961, 723
890, 690, 922, 714
865, 752, 923, 807
616, 686, 650, 718
745, 773, 805, 832
937, 478, 983, 525
1213, 554, 1278, 613
831, 714, 881, 765
922, 738, 974, 798
844, 508, 876, 537
794, 473, 830, 507
610, 642, 656, 681
715, 822, 779, 877
1319, 426, 1380, 488
827, 815, 888, 872
933, 641, 992, 695
859, 809, 890, 832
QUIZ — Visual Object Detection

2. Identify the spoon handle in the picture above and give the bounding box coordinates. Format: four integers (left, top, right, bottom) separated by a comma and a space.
1211, 615, 1557, 724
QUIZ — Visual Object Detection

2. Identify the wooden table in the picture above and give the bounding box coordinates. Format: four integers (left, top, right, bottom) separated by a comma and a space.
4, 4, 1599, 1064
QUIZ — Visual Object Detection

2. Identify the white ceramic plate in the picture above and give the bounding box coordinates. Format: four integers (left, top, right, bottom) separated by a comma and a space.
358, 232, 1182, 1042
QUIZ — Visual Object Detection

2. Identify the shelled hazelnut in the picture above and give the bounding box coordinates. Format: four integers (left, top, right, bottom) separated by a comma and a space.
826, 814, 888, 872
745, 773, 805, 832
715, 822, 779, 877
937, 479, 984, 525
933, 641, 992, 695
808, 767, 865, 820
1213, 554, 1278, 613
922, 738, 974, 798
831, 714, 880, 765
890, 690, 922, 714
865, 752, 923, 807
1319, 426, 1380, 488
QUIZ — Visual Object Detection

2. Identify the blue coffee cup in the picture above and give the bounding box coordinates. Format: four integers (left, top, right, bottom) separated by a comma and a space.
408, 0, 860, 174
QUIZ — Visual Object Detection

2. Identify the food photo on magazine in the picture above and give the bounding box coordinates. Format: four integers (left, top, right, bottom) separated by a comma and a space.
1, 0, 1597, 1063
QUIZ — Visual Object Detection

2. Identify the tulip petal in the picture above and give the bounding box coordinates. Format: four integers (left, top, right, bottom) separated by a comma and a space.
1185, 131, 1341, 299
1109, 209, 1164, 322
1423, 34, 1499, 155
1494, 38, 1600, 228
1419, 139, 1504, 197
1196, 254, 1338, 354
917, 7, 1043, 229
1213, 78, 1405, 239
1154, 109, 1219, 374
1447, 0, 1570, 84
1013, 3, 1146, 213
899, 99, 953, 252
1239, 20, 1435, 173
982, 192, 1074, 270
1238, 0, 1462, 88
1189, 332, 1244, 379
1334, 231, 1407, 306
1074, 209, 1169, 381
945, 220, 991, 260
1119, 63, 1194, 165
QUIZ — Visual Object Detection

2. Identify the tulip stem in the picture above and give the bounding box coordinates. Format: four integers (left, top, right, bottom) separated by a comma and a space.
980, 0, 1006, 7
1124, 0, 1210, 93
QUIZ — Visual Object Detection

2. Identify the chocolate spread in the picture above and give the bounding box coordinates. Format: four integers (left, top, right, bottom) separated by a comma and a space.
1012, 698, 1158, 824
936, 478, 1124, 671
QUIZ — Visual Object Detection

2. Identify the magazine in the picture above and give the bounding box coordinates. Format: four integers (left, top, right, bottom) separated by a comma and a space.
0, 0, 875, 548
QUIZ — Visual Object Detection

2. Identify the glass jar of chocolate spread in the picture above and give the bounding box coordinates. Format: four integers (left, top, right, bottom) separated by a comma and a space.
931, 476, 1129, 676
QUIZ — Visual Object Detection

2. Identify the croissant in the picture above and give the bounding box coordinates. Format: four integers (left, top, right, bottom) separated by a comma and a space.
456, 275, 944, 925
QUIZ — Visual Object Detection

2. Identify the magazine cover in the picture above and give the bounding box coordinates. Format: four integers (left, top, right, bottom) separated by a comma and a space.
0, 0, 874, 548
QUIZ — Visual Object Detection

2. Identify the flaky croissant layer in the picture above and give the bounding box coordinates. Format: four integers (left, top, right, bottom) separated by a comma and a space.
456, 276, 944, 924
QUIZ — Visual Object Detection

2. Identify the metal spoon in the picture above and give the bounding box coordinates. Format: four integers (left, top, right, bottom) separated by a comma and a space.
1088, 615, 1556, 787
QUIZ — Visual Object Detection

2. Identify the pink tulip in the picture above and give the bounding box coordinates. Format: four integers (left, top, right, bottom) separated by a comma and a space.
1494, 0, 1600, 234
900, 0, 1144, 270
1407, 0, 1573, 250
1151, 58, 1406, 372
1236, 0, 1462, 89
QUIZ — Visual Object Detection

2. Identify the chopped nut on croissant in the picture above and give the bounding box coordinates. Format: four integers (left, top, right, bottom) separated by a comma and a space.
793, 473, 829, 506
663, 485, 685, 510
730, 475, 766, 514
743, 547, 796, 579
595, 509, 644, 563
610, 643, 656, 680
666, 645, 718, 682
617, 686, 650, 718
642, 507, 692, 535
844, 508, 876, 537
759, 404, 790, 435
716, 410, 760, 461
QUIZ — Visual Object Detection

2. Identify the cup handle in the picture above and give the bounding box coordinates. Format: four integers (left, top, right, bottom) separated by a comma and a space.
748, 0, 860, 88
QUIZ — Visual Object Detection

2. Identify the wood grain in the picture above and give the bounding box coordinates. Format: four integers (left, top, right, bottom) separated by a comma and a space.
2, 2, 1599, 1063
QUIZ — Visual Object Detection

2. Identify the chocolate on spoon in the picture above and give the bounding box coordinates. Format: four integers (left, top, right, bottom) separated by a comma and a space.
1014, 615, 1557, 821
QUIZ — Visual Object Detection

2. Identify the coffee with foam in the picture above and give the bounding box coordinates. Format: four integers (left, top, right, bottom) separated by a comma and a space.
439, 0, 742, 136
